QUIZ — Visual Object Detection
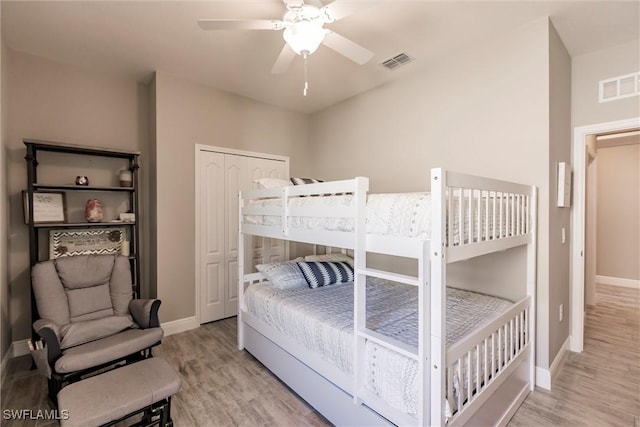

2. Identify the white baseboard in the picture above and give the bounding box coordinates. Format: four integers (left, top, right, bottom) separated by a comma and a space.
161, 316, 199, 337
535, 336, 570, 390
596, 275, 640, 289
535, 366, 551, 390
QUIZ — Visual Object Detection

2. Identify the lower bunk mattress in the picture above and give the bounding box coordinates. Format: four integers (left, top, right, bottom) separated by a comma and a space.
242, 277, 514, 418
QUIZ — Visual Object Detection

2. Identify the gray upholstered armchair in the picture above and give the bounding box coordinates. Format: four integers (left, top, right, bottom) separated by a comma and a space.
31, 254, 163, 405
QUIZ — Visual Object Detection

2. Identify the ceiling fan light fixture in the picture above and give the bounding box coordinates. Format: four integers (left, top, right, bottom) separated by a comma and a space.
283, 20, 327, 56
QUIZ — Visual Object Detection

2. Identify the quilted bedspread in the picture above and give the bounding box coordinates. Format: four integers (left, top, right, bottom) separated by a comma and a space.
242, 278, 513, 417
244, 191, 510, 244
244, 192, 433, 238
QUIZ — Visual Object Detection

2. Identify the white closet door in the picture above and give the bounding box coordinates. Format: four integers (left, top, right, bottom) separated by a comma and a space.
197, 146, 289, 324
199, 151, 226, 323
246, 157, 288, 267
223, 154, 249, 317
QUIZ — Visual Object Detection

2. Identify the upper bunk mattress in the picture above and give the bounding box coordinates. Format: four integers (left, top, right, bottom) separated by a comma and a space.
242, 277, 513, 417
244, 192, 433, 239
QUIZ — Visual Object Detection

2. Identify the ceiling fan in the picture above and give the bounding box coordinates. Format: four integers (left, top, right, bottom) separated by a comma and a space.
197, 0, 374, 95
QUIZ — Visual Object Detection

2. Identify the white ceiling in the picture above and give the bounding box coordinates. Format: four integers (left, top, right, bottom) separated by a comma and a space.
2, 1, 639, 114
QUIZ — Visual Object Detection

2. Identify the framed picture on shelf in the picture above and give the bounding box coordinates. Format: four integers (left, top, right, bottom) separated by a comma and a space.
49, 227, 125, 259
23, 191, 67, 224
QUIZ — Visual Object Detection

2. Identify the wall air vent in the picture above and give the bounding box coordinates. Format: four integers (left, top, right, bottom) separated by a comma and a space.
599, 71, 640, 103
382, 52, 413, 70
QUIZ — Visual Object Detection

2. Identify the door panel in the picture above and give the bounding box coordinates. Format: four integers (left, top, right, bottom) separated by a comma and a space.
225, 258, 239, 316
199, 151, 225, 323
205, 264, 222, 305
197, 148, 289, 324
223, 155, 248, 317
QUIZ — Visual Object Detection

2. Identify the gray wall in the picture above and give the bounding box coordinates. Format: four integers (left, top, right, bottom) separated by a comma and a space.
308, 18, 569, 370
596, 143, 640, 280
5, 50, 147, 342
1, 53, 312, 342
572, 39, 640, 128
547, 23, 572, 363
0, 2, 10, 366
152, 71, 310, 322
572, 39, 639, 322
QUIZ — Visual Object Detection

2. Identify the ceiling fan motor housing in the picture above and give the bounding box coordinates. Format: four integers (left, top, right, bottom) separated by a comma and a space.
282, 5, 328, 55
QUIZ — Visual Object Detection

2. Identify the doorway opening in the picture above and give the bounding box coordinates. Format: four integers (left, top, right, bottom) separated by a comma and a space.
571, 118, 640, 352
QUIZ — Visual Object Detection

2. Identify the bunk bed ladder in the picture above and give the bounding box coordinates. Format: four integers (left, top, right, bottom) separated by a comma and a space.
353, 229, 433, 423
353, 256, 430, 426
351, 174, 430, 425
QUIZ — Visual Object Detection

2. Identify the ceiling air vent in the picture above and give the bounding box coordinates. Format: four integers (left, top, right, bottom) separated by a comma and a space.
382, 53, 413, 70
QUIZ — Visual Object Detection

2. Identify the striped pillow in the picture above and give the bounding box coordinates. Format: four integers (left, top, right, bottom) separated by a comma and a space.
297, 261, 354, 289
304, 253, 353, 266
290, 177, 324, 185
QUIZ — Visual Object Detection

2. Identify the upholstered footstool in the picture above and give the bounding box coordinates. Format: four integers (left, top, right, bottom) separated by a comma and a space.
58, 358, 181, 427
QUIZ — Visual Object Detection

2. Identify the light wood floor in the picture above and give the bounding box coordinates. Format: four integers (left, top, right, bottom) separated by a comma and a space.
2, 283, 638, 426
509, 284, 640, 427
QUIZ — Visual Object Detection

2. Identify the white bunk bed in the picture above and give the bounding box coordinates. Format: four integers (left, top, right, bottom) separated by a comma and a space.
237, 168, 537, 426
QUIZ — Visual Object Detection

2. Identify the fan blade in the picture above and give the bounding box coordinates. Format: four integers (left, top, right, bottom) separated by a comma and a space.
271, 44, 297, 74
303, 0, 324, 7
321, 1, 363, 22
322, 30, 373, 65
197, 19, 283, 31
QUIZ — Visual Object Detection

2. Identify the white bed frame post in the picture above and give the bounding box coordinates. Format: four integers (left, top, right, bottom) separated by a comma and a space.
430, 168, 446, 426
418, 238, 431, 426
527, 187, 538, 389
238, 191, 246, 350
353, 177, 369, 405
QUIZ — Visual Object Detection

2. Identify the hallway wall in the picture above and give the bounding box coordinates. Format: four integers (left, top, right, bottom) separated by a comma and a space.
596, 142, 640, 282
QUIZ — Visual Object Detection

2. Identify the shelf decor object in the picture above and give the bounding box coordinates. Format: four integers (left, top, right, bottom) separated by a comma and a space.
119, 169, 132, 187
119, 212, 135, 222
75, 176, 89, 186
85, 198, 104, 222
22, 190, 67, 224
49, 227, 125, 259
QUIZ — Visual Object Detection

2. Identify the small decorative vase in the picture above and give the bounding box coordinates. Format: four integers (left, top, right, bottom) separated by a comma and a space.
85, 199, 103, 222
75, 176, 89, 186
119, 169, 132, 187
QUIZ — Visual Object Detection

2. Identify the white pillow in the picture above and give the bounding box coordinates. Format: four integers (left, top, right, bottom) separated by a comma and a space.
304, 253, 353, 266
254, 177, 291, 189
255, 257, 307, 289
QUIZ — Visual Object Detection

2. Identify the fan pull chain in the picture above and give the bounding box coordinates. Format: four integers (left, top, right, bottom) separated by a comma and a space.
303, 51, 309, 97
